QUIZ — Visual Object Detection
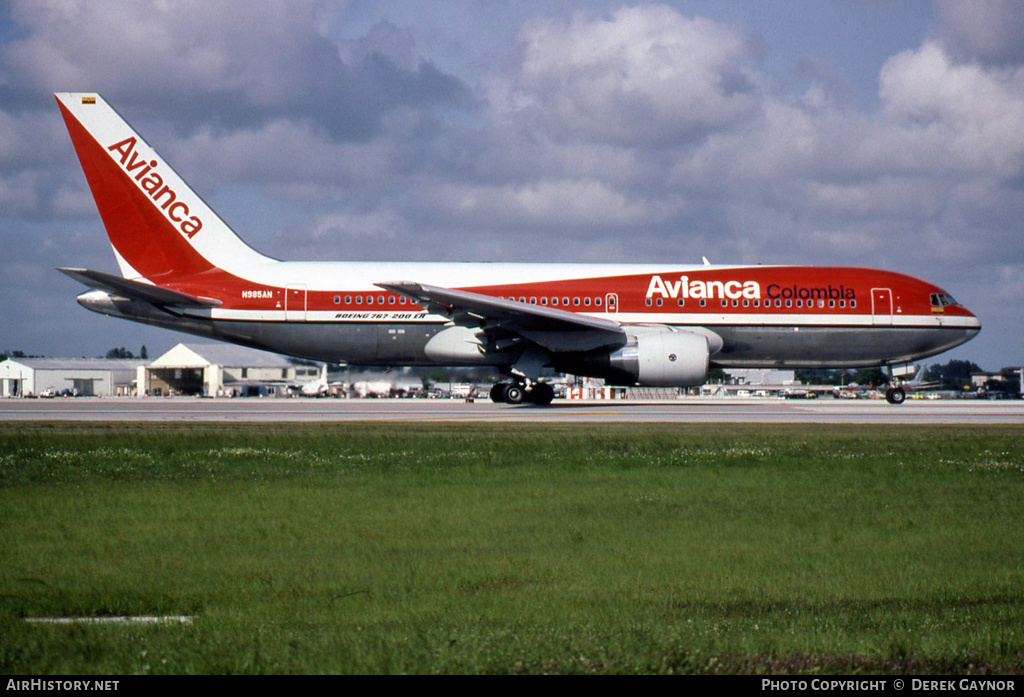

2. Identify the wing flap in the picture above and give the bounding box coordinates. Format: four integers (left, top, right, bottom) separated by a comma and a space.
377, 280, 626, 352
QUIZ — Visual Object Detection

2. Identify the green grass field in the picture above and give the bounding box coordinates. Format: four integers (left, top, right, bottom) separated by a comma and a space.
1, 422, 1022, 674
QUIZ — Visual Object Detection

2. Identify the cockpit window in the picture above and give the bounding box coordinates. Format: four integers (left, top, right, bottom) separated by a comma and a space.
930, 292, 960, 308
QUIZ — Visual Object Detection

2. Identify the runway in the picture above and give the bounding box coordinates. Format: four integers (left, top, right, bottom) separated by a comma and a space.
2, 397, 1023, 424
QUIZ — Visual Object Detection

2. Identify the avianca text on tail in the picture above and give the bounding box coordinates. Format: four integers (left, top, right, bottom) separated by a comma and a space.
54, 92, 980, 405
106, 136, 204, 239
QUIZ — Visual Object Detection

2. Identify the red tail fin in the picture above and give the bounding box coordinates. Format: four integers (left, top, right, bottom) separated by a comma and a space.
55, 93, 270, 281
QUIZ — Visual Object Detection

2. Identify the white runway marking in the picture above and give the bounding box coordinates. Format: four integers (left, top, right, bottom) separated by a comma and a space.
25, 615, 194, 625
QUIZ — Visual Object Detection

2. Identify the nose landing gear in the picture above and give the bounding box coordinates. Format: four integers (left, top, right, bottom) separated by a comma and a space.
884, 365, 907, 404
885, 385, 906, 405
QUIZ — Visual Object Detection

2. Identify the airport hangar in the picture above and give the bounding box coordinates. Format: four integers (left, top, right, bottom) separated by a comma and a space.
0, 343, 319, 398
140, 343, 316, 397
0, 356, 145, 398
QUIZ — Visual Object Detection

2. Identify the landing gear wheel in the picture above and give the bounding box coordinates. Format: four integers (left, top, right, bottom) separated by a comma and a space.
502, 384, 526, 405
885, 387, 906, 405
490, 384, 507, 403
527, 382, 555, 406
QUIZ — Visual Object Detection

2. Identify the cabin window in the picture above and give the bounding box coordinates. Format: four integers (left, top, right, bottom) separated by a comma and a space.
850, 300, 857, 308
656, 298, 663, 307
678, 298, 685, 307
530, 297, 537, 304
333, 295, 341, 305
345, 295, 352, 304
389, 296, 395, 305
700, 300, 706, 307
595, 297, 602, 307
646, 298, 653, 307
541, 297, 548, 306
355, 295, 362, 304
584, 297, 591, 306
563, 297, 570, 306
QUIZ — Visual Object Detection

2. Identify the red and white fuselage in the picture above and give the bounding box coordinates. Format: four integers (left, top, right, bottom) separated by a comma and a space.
54, 93, 980, 395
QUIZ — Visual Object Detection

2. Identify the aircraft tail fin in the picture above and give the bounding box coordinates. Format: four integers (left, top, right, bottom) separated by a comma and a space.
54, 93, 271, 282
905, 363, 941, 389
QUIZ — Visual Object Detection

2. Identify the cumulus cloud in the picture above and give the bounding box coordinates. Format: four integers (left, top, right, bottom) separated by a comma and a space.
0, 0, 473, 236
415, 178, 685, 234
170, 118, 400, 191
878, 41, 1024, 176
1, 0, 470, 140
467, 4, 1024, 288
489, 6, 760, 146
937, 0, 1024, 65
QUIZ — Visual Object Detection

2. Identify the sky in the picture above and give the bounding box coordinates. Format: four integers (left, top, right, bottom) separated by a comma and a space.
1, 0, 1022, 370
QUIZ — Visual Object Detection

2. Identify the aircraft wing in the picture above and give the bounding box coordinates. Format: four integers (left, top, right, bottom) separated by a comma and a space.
376, 280, 627, 352
58, 268, 222, 308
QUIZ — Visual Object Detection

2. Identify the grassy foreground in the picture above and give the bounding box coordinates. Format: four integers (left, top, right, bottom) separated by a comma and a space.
0, 422, 1022, 674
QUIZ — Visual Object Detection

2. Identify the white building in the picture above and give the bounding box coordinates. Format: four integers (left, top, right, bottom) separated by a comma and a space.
0, 357, 145, 397
725, 369, 797, 386
140, 343, 310, 397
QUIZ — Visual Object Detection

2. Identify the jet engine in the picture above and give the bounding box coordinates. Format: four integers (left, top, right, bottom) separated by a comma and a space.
608, 328, 712, 386
554, 326, 720, 387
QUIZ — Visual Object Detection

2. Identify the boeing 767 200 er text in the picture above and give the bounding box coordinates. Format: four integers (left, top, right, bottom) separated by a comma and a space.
54, 93, 979, 405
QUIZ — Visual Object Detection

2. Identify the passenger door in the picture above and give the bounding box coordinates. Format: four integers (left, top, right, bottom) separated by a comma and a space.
871, 288, 893, 326
285, 284, 307, 321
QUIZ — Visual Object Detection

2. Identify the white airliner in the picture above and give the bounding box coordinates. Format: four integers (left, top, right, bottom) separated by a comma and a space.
293, 364, 331, 398
55, 93, 980, 405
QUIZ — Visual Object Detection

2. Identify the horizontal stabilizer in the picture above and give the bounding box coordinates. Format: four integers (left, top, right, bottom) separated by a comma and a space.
58, 268, 221, 308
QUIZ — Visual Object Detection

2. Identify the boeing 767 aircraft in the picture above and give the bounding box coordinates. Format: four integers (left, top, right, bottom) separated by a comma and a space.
54, 93, 979, 405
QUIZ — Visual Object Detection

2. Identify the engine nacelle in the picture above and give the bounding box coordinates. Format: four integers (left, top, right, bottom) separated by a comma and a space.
608, 328, 711, 387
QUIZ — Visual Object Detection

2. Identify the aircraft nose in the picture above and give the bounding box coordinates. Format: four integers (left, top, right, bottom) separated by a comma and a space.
962, 306, 982, 338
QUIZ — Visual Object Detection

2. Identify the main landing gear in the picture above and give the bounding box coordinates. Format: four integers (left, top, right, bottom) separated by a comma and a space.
489, 381, 555, 406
